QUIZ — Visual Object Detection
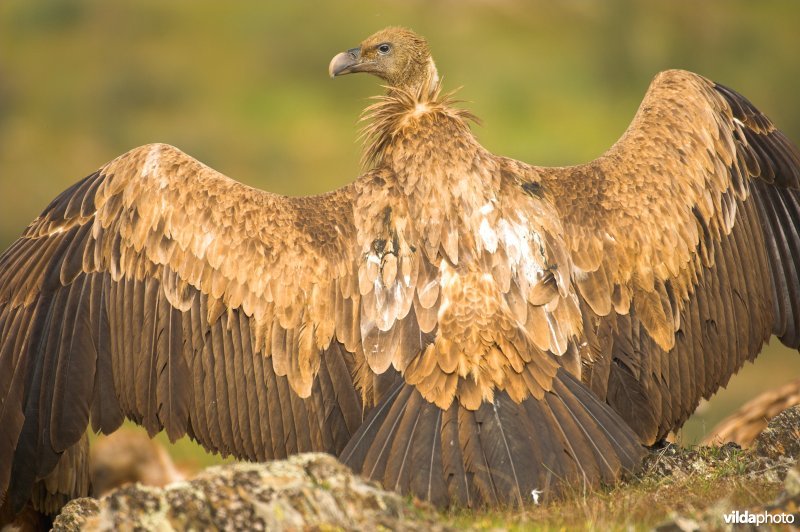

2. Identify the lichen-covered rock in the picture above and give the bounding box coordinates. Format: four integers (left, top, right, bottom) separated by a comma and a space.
651, 408, 800, 531
642, 442, 789, 484
51, 498, 100, 531
52, 453, 448, 532
753, 405, 800, 461
50, 407, 800, 531
763, 461, 800, 524
786, 462, 800, 498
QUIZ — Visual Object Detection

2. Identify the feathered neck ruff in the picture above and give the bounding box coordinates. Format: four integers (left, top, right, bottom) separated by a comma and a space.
359, 77, 479, 169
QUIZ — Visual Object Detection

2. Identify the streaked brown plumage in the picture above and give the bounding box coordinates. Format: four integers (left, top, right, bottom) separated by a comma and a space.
1, 26, 799, 515
702, 378, 800, 447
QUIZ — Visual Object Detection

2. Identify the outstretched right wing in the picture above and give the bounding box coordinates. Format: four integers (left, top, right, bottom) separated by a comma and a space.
0, 143, 370, 510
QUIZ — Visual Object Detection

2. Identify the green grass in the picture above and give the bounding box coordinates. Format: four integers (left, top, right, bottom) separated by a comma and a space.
438, 477, 781, 531
438, 447, 784, 530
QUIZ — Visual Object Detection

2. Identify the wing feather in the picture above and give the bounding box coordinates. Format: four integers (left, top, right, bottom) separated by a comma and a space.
88, 274, 122, 434
535, 70, 800, 443
185, 293, 211, 453
262, 353, 287, 460
50, 275, 95, 453
0, 143, 372, 509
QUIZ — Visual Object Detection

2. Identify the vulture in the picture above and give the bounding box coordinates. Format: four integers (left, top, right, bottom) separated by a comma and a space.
1, 26, 799, 516
701, 377, 800, 447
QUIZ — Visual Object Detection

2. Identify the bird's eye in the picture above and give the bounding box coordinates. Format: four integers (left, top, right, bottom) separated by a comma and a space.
377, 43, 391, 55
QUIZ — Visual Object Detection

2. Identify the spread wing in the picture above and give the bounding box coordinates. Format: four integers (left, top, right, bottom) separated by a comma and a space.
537, 70, 800, 443
0, 143, 370, 509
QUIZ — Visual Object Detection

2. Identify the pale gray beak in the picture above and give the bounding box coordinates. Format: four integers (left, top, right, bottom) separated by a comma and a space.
329, 47, 362, 78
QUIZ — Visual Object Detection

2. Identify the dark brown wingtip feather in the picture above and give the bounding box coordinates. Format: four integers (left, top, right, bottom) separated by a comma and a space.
340, 370, 645, 508
29, 432, 89, 516
715, 83, 800, 189
8, 291, 66, 512
715, 82, 800, 348
4, 276, 95, 515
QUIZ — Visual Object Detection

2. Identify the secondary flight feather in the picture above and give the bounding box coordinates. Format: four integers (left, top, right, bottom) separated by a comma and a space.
1, 27, 799, 517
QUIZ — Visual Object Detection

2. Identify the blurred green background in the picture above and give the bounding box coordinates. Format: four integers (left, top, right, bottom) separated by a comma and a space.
1, 1, 799, 469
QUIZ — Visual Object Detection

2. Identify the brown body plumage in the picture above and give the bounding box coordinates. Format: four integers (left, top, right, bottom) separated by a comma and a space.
1, 27, 799, 516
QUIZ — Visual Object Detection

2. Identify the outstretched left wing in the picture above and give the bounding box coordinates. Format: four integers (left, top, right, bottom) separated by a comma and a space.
536, 70, 800, 443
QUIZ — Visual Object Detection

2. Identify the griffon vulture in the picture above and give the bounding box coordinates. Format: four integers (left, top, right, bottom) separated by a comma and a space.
1, 27, 799, 515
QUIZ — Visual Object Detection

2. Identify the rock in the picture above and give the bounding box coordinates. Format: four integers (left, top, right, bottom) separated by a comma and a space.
645, 406, 800, 487
51, 498, 100, 531
648, 407, 800, 532
762, 461, 800, 524
701, 378, 800, 448
50, 408, 800, 531
786, 463, 800, 498
642, 441, 788, 484
753, 405, 800, 461
52, 453, 448, 532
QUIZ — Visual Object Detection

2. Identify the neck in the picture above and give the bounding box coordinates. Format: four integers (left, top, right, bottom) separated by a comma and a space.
388, 56, 440, 98
360, 73, 477, 171
359, 79, 500, 261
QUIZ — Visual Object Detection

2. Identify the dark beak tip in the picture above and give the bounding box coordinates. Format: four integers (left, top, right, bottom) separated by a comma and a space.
329, 48, 361, 78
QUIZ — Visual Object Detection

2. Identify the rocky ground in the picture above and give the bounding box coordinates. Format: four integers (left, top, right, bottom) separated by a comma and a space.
53, 406, 800, 531
653, 405, 799, 531
52, 453, 447, 531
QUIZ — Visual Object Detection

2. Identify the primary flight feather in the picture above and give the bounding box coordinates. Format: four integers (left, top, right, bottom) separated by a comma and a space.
1, 27, 799, 516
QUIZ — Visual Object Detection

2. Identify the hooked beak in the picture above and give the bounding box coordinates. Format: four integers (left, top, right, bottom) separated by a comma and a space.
329, 47, 365, 78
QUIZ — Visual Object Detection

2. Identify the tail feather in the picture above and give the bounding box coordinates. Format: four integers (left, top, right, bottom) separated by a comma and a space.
474, 397, 526, 506
410, 404, 447, 507
341, 368, 645, 508
519, 392, 570, 490
30, 433, 89, 515
544, 391, 598, 489
458, 408, 499, 505
338, 382, 406, 473
365, 384, 416, 483
560, 369, 643, 468
440, 404, 471, 506
551, 376, 623, 484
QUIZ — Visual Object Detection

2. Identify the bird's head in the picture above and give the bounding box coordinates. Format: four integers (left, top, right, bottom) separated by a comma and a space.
329, 27, 439, 94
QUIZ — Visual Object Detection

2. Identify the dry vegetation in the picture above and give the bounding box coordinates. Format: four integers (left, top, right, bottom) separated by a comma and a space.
438, 449, 783, 530
55, 442, 795, 531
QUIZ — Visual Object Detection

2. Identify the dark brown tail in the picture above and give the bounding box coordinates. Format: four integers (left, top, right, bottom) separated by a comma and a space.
339, 368, 645, 508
